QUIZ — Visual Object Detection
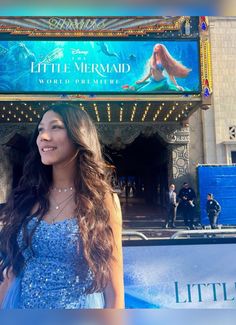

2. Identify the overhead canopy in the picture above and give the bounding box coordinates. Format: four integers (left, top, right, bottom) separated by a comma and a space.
0, 97, 201, 123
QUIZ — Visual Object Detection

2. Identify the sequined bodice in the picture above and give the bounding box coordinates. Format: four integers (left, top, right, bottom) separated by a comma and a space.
17, 217, 96, 309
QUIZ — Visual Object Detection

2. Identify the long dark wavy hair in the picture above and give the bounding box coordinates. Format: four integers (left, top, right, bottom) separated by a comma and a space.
0, 103, 114, 293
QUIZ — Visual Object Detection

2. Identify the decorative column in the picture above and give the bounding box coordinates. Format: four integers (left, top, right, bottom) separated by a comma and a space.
171, 144, 189, 178
157, 124, 190, 188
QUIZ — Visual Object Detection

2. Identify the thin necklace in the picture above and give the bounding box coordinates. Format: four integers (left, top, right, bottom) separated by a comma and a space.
50, 192, 74, 210
50, 196, 74, 224
51, 186, 74, 193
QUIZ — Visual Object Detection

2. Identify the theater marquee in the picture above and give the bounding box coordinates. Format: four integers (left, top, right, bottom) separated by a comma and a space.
0, 40, 201, 94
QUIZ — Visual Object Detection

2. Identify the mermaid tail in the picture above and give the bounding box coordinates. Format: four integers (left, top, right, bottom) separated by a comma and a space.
122, 78, 187, 93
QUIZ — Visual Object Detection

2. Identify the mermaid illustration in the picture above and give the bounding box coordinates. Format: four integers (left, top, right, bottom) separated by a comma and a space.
0, 42, 36, 91
0, 43, 64, 92
125, 43, 191, 93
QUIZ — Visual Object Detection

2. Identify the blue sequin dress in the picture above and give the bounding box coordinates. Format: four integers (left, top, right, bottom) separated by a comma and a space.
1, 217, 105, 309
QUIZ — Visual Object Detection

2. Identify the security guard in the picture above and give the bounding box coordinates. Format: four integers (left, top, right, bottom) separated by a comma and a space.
206, 193, 221, 229
178, 182, 196, 229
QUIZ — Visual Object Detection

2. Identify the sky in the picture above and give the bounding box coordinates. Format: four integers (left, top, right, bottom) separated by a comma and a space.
0, 0, 234, 16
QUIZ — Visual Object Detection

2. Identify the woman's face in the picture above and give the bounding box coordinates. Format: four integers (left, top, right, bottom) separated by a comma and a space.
36, 110, 77, 166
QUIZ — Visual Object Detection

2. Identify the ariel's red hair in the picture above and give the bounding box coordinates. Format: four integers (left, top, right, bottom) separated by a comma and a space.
150, 43, 191, 78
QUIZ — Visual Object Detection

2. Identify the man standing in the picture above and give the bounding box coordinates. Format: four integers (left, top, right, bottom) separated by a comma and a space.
165, 184, 178, 228
206, 193, 221, 229
178, 182, 196, 229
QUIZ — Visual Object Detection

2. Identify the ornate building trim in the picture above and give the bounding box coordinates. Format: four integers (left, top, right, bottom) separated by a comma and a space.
97, 123, 190, 149
0, 123, 35, 145
199, 16, 212, 106
171, 144, 190, 179
0, 16, 190, 38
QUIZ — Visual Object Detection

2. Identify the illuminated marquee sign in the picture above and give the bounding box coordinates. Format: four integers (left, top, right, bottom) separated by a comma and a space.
0, 40, 201, 94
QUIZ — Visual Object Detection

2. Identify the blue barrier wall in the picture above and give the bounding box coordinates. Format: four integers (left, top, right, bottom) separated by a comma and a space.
198, 165, 236, 225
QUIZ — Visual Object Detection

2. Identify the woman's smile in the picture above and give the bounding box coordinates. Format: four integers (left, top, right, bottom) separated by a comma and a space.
41, 146, 57, 153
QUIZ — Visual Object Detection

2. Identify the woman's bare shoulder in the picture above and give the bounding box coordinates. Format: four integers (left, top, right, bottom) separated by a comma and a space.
104, 192, 122, 224
31, 203, 40, 215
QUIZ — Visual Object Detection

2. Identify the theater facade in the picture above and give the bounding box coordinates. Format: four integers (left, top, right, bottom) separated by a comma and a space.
0, 16, 221, 208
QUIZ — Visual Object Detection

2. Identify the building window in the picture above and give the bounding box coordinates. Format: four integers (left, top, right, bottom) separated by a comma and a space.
229, 126, 236, 139
231, 151, 236, 164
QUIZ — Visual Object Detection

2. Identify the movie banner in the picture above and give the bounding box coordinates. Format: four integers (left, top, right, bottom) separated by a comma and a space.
0, 40, 200, 94
123, 241, 236, 308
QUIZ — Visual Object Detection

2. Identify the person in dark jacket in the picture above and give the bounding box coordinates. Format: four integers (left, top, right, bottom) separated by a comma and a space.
178, 182, 196, 229
206, 193, 221, 229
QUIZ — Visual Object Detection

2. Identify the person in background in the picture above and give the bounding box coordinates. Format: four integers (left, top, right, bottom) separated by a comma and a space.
165, 184, 178, 228
178, 182, 196, 229
206, 193, 221, 229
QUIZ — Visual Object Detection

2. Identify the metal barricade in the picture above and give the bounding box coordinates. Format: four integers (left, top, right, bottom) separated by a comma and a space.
171, 228, 236, 239
122, 230, 148, 240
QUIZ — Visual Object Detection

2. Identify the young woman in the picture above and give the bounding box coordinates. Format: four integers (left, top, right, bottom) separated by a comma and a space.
134, 43, 191, 92
0, 103, 124, 309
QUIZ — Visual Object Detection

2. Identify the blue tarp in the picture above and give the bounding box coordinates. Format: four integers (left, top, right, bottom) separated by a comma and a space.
198, 165, 236, 225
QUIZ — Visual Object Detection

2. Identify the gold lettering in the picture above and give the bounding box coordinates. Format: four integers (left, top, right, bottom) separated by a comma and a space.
48, 18, 106, 31
49, 17, 59, 29
96, 20, 106, 30
76, 19, 86, 30
65, 19, 75, 30
83, 19, 91, 29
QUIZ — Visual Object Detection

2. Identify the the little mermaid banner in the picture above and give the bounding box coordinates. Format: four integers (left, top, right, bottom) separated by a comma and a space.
123, 241, 236, 309
0, 40, 201, 94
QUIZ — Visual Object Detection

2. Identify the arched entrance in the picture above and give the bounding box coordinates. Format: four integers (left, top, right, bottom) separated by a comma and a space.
97, 122, 191, 223
105, 134, 168, 221
0, 124, 33, 203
